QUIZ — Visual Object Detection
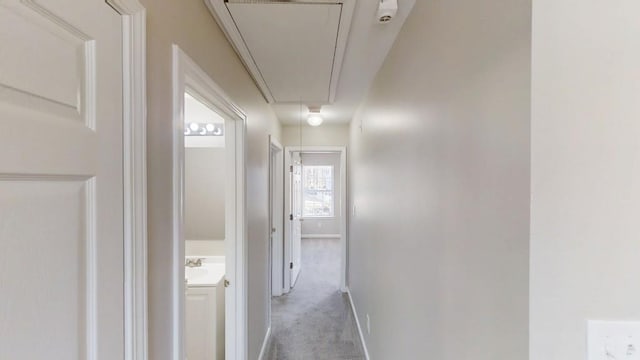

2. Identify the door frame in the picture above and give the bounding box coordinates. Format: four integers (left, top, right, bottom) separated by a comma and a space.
269, 136, 284, 298
283, 146, 348, 293
105, 1, 148, 359
172, 45, 248, 360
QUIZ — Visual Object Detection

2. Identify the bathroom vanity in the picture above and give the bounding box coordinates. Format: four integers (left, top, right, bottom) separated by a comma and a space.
185, 257, 225, 360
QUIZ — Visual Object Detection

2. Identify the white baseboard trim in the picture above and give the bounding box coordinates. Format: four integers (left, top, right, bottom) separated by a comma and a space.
346, 288, 371, 360
258, 326, 271, 360
301, 234, 340, 239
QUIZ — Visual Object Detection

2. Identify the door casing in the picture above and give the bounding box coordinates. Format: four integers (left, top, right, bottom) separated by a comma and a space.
172, 45, 247, 360
105, 2, 148, 359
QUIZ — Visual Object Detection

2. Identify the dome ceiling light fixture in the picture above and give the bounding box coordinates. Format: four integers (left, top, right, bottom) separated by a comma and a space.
307, 105, 323, 127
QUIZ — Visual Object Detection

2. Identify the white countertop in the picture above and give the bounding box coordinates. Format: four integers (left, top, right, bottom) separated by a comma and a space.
185, 256, 225, 286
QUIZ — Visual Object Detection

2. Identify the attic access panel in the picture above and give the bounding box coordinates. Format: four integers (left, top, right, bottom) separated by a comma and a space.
206, 0, 355, 104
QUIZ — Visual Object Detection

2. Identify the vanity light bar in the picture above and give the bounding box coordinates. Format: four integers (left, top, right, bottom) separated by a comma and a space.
184, 122, 224, 136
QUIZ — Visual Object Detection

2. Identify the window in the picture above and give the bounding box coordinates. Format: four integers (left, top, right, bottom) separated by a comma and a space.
302, 165, 334, 217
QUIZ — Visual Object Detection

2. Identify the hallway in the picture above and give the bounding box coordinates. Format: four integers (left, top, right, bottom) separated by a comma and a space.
4, 0, 640, 359
266, 239, 365, 360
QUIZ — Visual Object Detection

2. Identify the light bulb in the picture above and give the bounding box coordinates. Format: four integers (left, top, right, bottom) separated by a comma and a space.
307, 114, 323, 127
206, 124, 214, 132
189, 122, 199, 131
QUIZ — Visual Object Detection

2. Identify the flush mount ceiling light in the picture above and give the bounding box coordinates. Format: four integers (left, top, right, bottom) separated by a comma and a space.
184, 122, 224, 136
307, 105, 323, 126
307, 115, 323, 127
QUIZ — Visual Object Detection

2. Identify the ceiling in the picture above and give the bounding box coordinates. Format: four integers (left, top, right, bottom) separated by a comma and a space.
206, 0, 416, 125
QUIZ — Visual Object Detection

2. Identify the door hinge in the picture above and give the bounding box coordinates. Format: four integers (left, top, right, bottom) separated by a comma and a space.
224, 279, 230, 288
289, 214, 293, 221
289, 165, 293, 172
290, 262, 293, 269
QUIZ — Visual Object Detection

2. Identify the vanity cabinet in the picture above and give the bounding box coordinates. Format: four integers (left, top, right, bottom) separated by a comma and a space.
185, 279, 225, 360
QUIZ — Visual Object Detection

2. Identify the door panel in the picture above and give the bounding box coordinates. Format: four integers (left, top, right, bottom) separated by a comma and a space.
0, 181, 88, 358
0, 1, 124, 359
0, 2, 85, 115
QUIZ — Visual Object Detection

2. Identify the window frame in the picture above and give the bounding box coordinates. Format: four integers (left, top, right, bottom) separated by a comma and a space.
300, 164, 335, 219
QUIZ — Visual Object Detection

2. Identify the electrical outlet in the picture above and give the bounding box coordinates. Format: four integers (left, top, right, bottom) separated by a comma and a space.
366, 313, 371, 335
588, 321, 640, 360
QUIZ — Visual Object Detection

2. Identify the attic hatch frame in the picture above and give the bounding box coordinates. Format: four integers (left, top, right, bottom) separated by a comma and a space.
204, 0, 356, 104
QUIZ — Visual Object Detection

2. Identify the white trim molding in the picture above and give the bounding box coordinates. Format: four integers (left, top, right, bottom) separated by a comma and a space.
172, 45, 248, 360
346, 288, 371, 360
257, 326, 272, 360
107, 0, 145, 15
106, 1, 148, 360
301, 234, 340, 239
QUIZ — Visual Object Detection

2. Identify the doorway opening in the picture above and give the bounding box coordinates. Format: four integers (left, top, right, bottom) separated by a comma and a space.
275, 146, 348, 296
183, 91, 226, 360
172, 46, 247, 360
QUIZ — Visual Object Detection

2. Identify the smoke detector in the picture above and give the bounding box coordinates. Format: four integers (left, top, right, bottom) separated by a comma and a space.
377, 0, 398, 23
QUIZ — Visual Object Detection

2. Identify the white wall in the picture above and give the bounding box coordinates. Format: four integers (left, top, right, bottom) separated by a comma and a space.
185, 240, 224, 257
140, 0, 281, 358
530, 1, 640, 359
300, 153, 341, 236
348, 0, 530, 358
184, 147, 225, 257
282, 124, 349, 147
184, 148, 225, 241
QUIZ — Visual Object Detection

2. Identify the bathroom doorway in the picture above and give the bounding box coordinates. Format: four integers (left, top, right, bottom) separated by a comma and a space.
183, 91, 227, 360
172, 46, 247, 360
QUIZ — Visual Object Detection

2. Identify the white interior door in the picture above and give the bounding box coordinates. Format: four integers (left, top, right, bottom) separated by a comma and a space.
290, 152, 303, 287
0, 1, 124, 359
269, 138, 284, 297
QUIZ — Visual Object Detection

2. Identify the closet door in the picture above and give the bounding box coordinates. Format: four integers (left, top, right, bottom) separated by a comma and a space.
0, 1, 125, 358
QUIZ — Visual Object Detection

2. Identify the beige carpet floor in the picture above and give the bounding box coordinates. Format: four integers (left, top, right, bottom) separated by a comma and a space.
265, 238, 365, 360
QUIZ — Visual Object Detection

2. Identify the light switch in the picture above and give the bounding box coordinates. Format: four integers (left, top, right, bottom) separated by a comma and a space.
588, 321, 640, 360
